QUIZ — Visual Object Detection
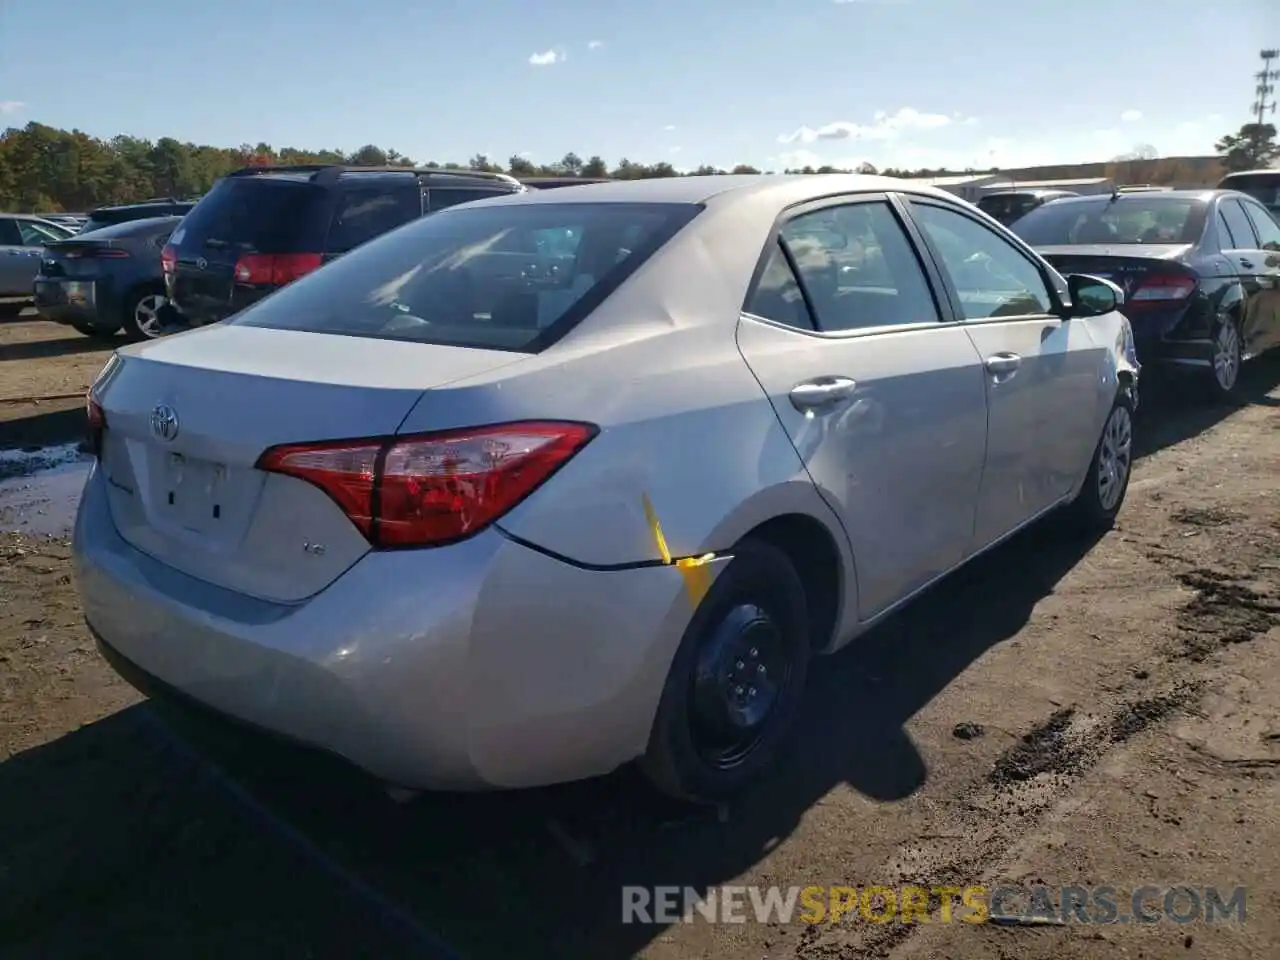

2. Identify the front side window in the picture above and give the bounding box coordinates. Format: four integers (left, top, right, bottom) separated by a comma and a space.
0, 218, 20, 245
1241, 201, 1280, 251
232, 201, 700, 352
18, 220, 68, 245
911, 201, 1054, 320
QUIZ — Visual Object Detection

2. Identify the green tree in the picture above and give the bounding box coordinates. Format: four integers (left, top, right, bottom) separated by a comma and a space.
1215, 122, 1279, 173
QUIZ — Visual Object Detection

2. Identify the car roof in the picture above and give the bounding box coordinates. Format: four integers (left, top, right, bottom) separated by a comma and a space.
981, 188, 1075, 199
459, 173, 956, 209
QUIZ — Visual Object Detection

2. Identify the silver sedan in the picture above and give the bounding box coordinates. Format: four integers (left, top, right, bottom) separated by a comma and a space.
75, 174, 1139, 802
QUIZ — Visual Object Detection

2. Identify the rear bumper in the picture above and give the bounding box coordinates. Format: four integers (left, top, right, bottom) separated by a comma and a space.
74, 465, 700, 791
33, 277, 118, 329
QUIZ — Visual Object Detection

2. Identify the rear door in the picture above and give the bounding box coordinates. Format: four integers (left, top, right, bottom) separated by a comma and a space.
1217, 197, 1271, 357
904, 197, 1103, 548
1237, 198, 1280, 353
168, 177, 331, 321
735, 195, 989, 620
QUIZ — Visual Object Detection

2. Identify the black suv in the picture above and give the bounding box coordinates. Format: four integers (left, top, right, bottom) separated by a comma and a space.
80, 197, 200, 235
162, 164, 525, 327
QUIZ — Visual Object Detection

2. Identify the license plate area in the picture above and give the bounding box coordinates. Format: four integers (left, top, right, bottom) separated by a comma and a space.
159, 451, 230, 533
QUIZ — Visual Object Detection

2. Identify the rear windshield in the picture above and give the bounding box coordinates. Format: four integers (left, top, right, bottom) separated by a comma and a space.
1011, 196, 1208, 246
172, 177, 330, 253
978, 194, 1039, 222
1219, 173, 1280, 210
232, 201, 701, 352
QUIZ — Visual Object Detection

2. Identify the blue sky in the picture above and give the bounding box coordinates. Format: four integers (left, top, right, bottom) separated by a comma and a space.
0, 0, 1273, 171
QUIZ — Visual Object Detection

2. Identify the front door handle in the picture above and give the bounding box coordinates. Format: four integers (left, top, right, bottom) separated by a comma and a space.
790, 376, 858, 411
985, 352, 1022, 378
1239, 258, 1254, 270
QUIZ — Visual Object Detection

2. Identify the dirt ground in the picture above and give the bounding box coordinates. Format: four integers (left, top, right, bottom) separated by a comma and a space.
2, 310, 1279, 959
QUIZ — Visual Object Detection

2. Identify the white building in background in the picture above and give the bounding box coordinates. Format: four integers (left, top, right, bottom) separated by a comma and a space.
977, 177, 1114, 197
891, 173, 1003, 202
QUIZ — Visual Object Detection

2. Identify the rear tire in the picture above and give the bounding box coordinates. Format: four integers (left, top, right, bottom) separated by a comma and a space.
120, 286, 169, 342
1204, 313, 1243, 403
640, 538, 810, 803
1065, 391, 1134, 531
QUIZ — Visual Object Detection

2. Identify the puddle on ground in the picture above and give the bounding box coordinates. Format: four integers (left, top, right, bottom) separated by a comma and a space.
0, 444, 92, 538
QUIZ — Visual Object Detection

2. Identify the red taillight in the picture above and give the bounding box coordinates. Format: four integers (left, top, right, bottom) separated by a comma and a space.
160, 244, 176, 277
63, 246, 130, 260
86, 394, 106, 458
256, 421, 597, 548
233, 252, 323, 286
1128, 274, 1197, 303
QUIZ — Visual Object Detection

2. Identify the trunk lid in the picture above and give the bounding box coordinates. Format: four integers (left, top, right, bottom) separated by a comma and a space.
40, 238, 127, 278
96, 324, 528, 602
1035, 243, 1195, 301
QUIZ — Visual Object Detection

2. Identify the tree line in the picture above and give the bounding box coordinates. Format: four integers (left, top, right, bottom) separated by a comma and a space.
0, 119, 1273, 214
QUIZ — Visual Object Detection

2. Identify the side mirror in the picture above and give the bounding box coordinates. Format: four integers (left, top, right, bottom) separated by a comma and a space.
1066, 273, 1121, 318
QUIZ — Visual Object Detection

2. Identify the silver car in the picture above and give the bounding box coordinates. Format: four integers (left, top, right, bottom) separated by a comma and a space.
75, 175, 1139, 802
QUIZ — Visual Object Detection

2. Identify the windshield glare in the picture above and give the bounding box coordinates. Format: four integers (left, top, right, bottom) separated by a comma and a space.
232, 201, 701, 352
1011, 197, 1207, 246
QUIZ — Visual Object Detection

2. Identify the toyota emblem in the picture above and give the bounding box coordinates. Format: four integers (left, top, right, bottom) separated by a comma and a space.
150, 404, 180, 442
195, 257, 208, 270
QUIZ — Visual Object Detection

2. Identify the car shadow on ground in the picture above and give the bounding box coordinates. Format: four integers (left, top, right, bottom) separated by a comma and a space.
0, 332, 114, 363
1, 352, 1277, 959
0, 405, 86, 451
1132, 351, 1280, 460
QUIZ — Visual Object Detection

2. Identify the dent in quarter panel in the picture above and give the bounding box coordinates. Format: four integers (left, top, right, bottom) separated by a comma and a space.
486, 324, 814, 567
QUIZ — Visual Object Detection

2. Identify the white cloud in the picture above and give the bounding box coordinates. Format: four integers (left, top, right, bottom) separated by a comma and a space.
670, 146, 683, 154
663, 124, 677, 132
1120, 109, 1143, 122
778, 107, 953, 145
778, 148, 874, 170
528, 49, 565, 66
0, 100, 24, 115
587, 39, 604, 50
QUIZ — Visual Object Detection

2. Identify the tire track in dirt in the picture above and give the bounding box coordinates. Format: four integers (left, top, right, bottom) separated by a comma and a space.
792, 444, 1280, 959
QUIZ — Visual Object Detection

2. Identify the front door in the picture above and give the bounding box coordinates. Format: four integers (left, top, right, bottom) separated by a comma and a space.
0, 217, 40, 296
735, 195, 989, 620
903, 198, 1104, 549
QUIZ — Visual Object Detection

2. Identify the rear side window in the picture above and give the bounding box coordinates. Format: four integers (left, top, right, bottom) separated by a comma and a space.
173, 178, 330, 253
1218, 200, 1258, 249
79, 217, 111, 235
231, 201, 701, 352
327, 186, 422, 253
428, 186, 501, 213
0, 218, 21, 245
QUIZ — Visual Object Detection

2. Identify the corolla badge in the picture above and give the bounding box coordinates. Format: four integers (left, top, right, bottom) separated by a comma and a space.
150, 403, 180, 442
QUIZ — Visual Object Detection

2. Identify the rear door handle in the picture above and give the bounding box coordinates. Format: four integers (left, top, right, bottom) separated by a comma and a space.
789, 376, 858, 411
985, 352, 1022, 377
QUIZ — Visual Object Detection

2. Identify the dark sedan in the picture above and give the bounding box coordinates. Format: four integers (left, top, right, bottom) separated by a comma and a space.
1011, 189, 1280, 400
33, 215, 180, 341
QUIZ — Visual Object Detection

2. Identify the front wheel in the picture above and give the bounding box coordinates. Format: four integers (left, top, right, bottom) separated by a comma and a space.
640, 539, 811, 803
1066, 392, 1135, 530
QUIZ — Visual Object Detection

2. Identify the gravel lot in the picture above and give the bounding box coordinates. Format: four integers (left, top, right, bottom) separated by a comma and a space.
2, 310, 1279, 959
